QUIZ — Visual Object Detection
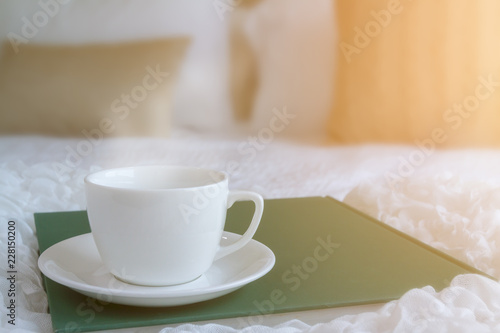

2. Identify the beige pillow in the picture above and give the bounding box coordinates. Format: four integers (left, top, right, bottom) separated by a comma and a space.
229, 7, 258, 122
330, 0, 500, 147
228, 0, 263, 122
0, 38, 189, 137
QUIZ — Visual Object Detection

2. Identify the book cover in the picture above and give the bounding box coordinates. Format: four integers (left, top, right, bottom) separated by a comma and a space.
35, 196, 490, 332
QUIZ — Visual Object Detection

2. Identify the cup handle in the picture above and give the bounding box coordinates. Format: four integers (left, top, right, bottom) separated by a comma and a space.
214, 190, 264, 261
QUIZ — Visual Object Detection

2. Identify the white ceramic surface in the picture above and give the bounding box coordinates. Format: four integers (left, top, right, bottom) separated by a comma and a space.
84, 166, 264, 286
38, 232, 275, 307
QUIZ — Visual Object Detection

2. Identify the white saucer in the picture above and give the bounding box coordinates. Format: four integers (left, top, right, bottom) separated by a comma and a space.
38, 232, 275, 307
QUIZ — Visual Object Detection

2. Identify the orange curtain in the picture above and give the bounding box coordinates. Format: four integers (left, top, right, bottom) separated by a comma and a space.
330, 0, 500, 147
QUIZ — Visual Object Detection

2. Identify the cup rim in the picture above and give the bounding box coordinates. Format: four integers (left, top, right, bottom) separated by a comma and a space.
84, 165, 228, 192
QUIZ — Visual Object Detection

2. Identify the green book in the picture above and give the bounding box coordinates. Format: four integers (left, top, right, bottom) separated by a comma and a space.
35, 196, 490, 333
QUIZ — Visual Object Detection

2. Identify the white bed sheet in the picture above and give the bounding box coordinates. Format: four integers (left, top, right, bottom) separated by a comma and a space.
2, 130, 500, 332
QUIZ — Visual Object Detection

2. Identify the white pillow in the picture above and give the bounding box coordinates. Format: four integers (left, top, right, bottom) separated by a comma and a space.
0, 0, 233, 132
244, 0, 336, 141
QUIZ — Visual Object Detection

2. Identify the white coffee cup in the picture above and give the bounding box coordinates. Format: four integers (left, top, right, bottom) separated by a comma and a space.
84, 165, 264, 286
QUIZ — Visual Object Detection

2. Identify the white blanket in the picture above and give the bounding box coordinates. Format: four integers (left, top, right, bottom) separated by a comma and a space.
2, 131, 500, 332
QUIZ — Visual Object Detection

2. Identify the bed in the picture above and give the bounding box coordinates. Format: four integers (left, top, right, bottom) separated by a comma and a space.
3, 131, 500, 332
3, 0, 500, 332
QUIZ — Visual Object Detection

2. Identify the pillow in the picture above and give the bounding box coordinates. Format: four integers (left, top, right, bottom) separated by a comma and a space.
330, 0, 500, 147
0, 38, 189, 137
243, 0, 336, 140
229, 5, 259, 122
0, 0, 232, 133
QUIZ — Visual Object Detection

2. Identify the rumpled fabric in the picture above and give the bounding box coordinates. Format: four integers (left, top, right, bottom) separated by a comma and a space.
344, 176, 500, 279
